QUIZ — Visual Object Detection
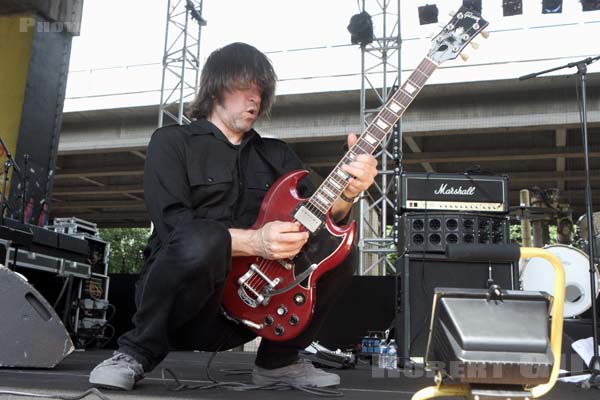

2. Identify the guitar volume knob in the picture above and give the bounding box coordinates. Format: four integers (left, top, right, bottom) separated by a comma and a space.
264, 315, 274, 326
289, 314, 299, 326
274, 325, 285, 336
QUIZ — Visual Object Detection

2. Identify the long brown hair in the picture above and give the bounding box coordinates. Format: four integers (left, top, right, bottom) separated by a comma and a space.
188, 42, 277, 119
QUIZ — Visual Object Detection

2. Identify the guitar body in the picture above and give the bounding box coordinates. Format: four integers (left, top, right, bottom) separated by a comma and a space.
222, 170, 356, 342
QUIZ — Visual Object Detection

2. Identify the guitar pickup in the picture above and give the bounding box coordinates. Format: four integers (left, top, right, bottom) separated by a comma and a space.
293, 205, 321, 233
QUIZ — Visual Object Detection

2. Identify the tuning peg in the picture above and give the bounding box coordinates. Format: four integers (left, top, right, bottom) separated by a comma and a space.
460, 53, 469, 62
470, 41, 480, 49
480, 31, 490, 39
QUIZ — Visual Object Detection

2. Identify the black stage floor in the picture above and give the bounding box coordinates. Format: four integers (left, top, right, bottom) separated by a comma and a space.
0, 350, 596, 400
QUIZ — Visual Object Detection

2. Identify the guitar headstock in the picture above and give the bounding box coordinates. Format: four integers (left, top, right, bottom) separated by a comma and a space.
428, 6, 489, 64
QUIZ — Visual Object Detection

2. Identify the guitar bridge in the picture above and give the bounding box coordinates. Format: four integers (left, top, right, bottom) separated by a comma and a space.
237, 262, 281, 307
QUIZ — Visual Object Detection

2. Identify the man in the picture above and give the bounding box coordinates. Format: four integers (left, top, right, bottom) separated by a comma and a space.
89, 42, 377, 390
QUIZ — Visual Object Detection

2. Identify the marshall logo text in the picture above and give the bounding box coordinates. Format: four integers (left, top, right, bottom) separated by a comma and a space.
433, 183, 476, 196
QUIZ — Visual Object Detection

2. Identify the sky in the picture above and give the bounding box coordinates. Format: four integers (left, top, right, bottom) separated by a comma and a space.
64, 0, 600, 112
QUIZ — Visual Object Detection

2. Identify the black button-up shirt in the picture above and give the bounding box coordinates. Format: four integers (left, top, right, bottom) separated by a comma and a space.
143, 118, 312, 257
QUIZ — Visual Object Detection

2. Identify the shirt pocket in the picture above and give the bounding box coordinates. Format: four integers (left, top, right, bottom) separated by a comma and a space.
189, 168, 234, 211
244, 171, 275, 216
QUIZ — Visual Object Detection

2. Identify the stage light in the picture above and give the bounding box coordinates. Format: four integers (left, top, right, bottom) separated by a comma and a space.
418, 4, 438, 25
502, 0, 523, 16
542, 0, 563, 13
581, 0, 600, 11
347, 11, 374, 46
462, 0, 482, 14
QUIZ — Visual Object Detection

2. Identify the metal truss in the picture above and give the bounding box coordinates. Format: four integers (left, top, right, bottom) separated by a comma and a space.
357, 0, 402, 276
158, 0, 206, 127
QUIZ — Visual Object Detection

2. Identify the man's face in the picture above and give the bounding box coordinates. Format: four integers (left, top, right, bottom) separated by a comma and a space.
211, 82, 262, 136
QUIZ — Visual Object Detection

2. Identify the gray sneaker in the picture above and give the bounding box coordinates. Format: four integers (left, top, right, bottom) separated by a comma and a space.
252, 359, 340, 387
89, 352, 144, 390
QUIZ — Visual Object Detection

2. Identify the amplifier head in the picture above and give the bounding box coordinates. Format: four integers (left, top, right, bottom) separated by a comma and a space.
401, 172, 509, 213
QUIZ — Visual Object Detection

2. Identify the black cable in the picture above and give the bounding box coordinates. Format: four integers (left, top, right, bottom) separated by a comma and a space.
159, 330, 342, 396
161, 365, 344, 397
0, 388, 112, 400
104, 303, 116, 323
463, 165, 497, 176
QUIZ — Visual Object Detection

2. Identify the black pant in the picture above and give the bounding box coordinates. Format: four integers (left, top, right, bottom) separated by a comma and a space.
118, 219, 356, 372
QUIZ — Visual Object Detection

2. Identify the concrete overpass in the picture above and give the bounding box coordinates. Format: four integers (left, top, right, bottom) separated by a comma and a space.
53, 71, 600, 227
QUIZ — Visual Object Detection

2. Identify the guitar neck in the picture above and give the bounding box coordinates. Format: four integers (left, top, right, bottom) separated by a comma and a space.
307, 57, 439, 214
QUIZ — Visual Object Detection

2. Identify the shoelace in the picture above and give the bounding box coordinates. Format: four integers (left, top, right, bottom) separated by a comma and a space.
104, 353, 143, 376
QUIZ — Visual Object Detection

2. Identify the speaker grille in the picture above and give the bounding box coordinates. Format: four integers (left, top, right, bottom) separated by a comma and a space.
398, 212, 510, 255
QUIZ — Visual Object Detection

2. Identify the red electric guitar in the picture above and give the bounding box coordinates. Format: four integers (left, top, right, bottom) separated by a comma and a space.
222, 6, 489, 341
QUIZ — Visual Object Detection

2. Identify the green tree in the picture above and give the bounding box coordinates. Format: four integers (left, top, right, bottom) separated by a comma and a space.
98, 227, 150, 274
509, 223, 558, 245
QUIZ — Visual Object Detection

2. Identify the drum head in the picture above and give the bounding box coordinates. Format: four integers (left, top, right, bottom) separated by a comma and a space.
522, 245, 599, 318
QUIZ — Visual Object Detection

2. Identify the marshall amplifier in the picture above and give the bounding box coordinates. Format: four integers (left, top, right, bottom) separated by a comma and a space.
398, 212, 510, 255
400, 172, 509, 213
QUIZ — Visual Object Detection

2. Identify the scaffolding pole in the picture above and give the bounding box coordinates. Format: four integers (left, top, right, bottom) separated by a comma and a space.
357, 0, 402, 276
158, 0, 206, 127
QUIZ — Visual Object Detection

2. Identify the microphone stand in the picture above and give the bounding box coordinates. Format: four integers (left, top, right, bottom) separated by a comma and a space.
0, 135, 22, 226
21, 154, 30, 224
520, 55, 600, 389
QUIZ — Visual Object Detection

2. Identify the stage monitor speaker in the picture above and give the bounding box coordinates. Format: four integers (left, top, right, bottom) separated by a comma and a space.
0, 265, 74, 368
427, 287, 553, 385
396, 254, 515, 362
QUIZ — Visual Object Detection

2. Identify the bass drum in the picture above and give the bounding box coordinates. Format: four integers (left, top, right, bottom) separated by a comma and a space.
521, 244, 600, 318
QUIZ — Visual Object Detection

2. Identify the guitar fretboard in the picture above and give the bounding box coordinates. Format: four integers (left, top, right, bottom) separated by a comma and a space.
306, 57, 439, 216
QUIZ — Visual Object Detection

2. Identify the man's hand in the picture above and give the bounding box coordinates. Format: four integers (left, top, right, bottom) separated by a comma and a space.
329, 133, 378, 222
253, 221, 309, 260
341, 133, 378, 199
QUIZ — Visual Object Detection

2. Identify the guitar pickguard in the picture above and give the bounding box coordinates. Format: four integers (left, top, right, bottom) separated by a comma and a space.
293, 226, 345, 288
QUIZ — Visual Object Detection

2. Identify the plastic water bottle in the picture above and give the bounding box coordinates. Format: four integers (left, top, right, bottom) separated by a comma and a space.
377, 340, 388, 369
372, 339, 380, 355
385, 339, 398, 370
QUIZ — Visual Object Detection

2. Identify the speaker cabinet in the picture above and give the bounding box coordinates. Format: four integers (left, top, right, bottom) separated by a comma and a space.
396, 254, 515, 362
0, 266, 74, 367
398, 212, 510, 255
